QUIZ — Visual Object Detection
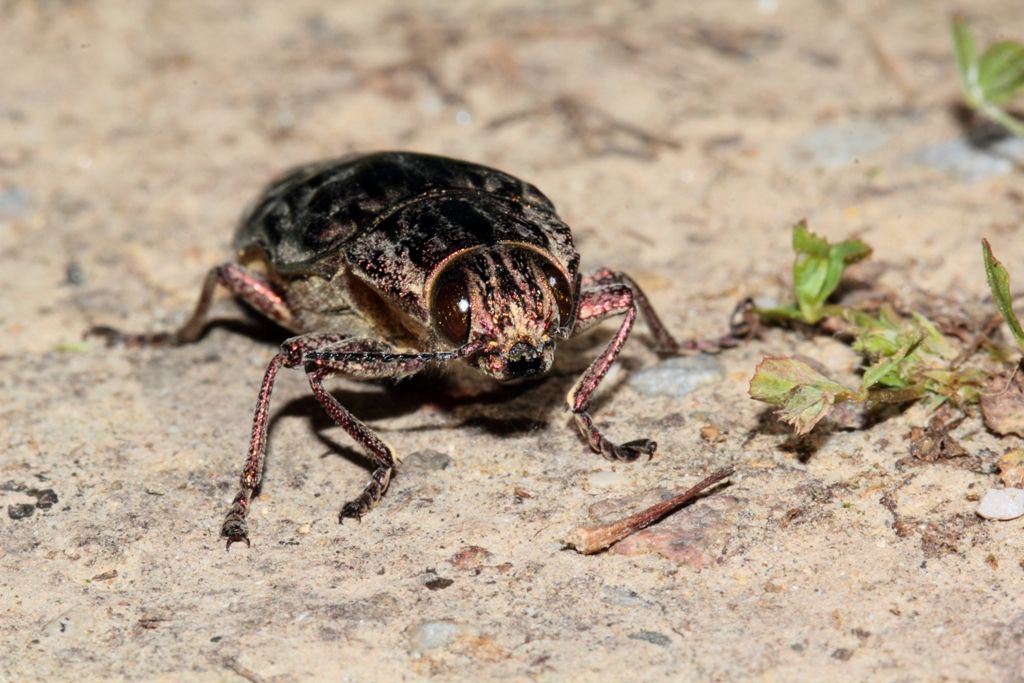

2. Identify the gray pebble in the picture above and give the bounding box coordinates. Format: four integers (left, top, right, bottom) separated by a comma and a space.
402, 449, 452, 472
0, 186, 30, 219
976, 488, 1024, 521
627, 355, 725, 398
907, 136, 1024, 183
628, 631, 671, 647
8, 504, 35, 520
409, 621, 462, 651
789, 121, 890, 168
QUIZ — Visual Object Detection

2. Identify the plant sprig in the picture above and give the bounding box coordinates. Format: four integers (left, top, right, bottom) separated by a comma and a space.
952, 17, 1024, 138
748, 225, 1009, 435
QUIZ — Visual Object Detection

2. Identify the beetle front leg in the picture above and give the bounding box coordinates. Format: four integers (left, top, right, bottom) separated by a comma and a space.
568, 271, 677, 462
307, 367, 394, 521
576, 268, 679, 353
221, 333, 476, 547
90, 262, 297, 347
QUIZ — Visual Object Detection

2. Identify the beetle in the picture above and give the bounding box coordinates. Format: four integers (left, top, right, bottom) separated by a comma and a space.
92, 151, 685, 547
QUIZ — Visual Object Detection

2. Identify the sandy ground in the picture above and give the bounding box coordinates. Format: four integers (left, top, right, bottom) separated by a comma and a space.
3, 1, 1024, 681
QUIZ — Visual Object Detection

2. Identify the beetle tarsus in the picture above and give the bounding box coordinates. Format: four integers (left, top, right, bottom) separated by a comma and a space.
574, 410, 656, 462
222, 496, 253, 550
339, 465, 392, 522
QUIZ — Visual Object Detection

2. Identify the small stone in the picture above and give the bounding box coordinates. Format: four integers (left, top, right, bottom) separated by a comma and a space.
424, 576, 454, 591
449, 545, 493, 570
602, 586, 647, 607
33, 489, 58, 509
0, 186, 31, 218
627, 355, 725, 398
408, 621, 462, 651
976, 488, 1024, 521
64, 261, 85, 286
908, 136, 1024, 183
997, 449, 1024, 488
790, 121, 890, 168
8, 504, 35, 519
402, 449, 452, 472
628, 631, 671, 647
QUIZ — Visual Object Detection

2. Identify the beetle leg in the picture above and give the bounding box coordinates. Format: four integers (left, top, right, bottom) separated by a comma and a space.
89, 262, 296, 347
576, 268, 679, 353
221, 334, 478, 547
568, 270, 679, 462
306, 367, 394, 521
221, 352, 287, 548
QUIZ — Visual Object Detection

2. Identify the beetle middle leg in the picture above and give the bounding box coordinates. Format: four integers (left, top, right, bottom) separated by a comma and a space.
89, 262, 296, 347
567, 269, 681, 462
221, 333, 477, 547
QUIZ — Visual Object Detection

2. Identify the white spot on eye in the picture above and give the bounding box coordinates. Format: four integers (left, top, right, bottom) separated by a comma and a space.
457, 298, 469, 313
548, 276, 557, 286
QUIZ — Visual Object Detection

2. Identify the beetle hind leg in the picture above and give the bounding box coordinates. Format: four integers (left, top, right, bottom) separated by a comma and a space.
89, 262, 296, 347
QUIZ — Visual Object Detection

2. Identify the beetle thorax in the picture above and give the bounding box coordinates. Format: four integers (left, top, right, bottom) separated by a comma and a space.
429, 245, 574, 381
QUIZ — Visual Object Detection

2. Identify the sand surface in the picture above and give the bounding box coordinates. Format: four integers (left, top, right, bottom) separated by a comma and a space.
2, 1, 1024, 681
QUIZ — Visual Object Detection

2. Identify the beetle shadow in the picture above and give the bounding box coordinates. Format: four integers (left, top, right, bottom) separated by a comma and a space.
268, 371, 566, 466
262, 331, 650, 467
195, 303, 294, 346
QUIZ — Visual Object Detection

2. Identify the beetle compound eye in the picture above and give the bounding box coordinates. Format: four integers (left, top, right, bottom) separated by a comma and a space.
432, 277, 471, 344
540, 261, 574, 326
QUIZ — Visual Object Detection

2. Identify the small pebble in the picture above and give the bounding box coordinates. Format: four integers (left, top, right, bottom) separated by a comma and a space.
908, 136, 1024, 183
976, 488, 1024, 521
402, 449, 452, 472
789, 121, 890, 168
409, 621, 462, 651
8, 504, 35, 519
628, 631, 671, 647
627, 355, 725, 398
0, 186, 30, 218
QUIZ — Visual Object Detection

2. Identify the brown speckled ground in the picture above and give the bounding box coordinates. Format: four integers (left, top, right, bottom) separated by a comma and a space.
3, 1, 1024, 681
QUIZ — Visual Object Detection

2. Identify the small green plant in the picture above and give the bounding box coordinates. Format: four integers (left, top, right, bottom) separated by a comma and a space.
982, 238, 1024, 351
951, 17, 1024, 138
756, 221, 871, 325
749, 224, 1016, 436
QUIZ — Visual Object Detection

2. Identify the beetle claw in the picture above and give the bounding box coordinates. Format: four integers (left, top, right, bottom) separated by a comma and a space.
613, 438, 657, 462
339, 502, 366, 523
222, 521, 251, 551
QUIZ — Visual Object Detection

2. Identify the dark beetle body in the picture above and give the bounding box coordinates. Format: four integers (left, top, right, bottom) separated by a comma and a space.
238, 152, 579, 341
94, 151, 685, 548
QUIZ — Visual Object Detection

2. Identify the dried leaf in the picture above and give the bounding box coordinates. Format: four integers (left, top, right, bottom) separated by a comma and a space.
749, 356, 855, 435
981, 371, 1024, 438
997, 449, 1024, 488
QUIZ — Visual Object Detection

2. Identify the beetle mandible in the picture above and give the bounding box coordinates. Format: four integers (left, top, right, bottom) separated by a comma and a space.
93, 151, 684, 547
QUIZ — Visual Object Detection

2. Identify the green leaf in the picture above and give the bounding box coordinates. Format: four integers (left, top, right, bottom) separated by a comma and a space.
951, 19, 1024, 138
749, 356, 855, 435
978, 41, 1024, 104
982, 238, 1024, 350
951, 17, 978, 102
790, 222, 872, 324
792, 222, 829, 257
861, 357, 901, 390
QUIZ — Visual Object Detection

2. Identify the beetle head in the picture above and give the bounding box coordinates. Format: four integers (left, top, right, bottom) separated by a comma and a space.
429, 245, 576, 382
